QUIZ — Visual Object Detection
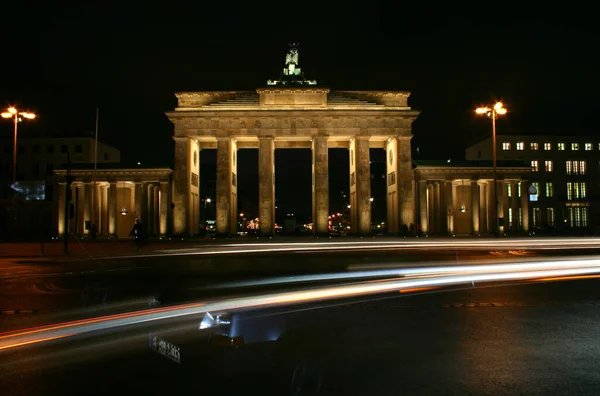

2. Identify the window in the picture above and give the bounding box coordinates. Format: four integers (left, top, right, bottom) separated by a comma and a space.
46, 145, 54, 154
516, 142, 524, 150
566, 160, 586, 175
544, 160, 553, 172
530, 142, 539, 150
502, 142, 511, 150
544, 142, 552, 150
585, 143, 593, 151
530, 182, 540, 201
567, 207, 589, 227
531, 160, 539, 171
547, 208, 555, 226
533, 208, 541, 227
546, 182, 554, 198
567, 182, 587, 200
61, 145, 68, 153
571, 143, 579, 151
33, 144, 40, 154
558, 143, 565, 151
75, 144, 83, 153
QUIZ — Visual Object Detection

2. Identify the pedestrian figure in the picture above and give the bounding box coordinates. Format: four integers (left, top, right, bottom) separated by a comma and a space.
130, 218, 145, 250
409, 223, 415, 236
402, 223, 409, 237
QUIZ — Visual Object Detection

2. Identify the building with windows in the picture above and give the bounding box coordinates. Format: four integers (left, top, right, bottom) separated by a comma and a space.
466, 135, 600, 232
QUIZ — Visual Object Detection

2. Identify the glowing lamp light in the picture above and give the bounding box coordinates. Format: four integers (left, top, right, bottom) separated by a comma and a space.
475, 107, 488, 114
496, 107, 507, 115
1, 112, 12, 118
493, 102, 504, 110
7, 107, 17, 114
21, 112, 35, 119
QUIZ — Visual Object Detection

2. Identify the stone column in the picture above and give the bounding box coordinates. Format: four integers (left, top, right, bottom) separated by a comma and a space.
434, 182, 441, 234
101, 185, 108, 235
486, 180, 494, 234
258, 137, 275, 236
134, 182, 145, 224
418, 180, 428, 234
83, 183, 92, 235
58, 183, 66, 235
153, 185, 159, 236
385, 136, 414, 234
216, 137, 237, 236
312, 136, 329, 235
446, 181, 454, 235
108, 182, 117, 236
349, 137, 371, 234
147, 184, 154, 236
471, 180, 480, 233
172, 137, 200, 236
501, 181, 509, 233
93, 183, 101, 235
520, 181, 530, 232
159, 182, 169, 236
479, 182, 487, 234
510, 181, 519, 231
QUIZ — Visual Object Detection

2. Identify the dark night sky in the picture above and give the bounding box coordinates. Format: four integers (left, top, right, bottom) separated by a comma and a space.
1, 2, 599, 219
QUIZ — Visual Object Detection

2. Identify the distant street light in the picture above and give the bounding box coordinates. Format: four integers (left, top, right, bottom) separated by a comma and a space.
475, 102, 508, 236
1, 107, 36, 183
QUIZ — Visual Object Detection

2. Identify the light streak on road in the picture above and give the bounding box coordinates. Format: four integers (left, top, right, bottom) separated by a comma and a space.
3, 258, 600, 351
115, 237, 600, 260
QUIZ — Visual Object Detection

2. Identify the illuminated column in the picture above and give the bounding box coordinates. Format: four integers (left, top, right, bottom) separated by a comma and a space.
434, 182, 441, 234
520, 181, 530, 232
134, 182, 145, 224
83, 183, 92, 235
385, 136, 414, 234
172, 137, 200, 236
216, 137, 237, 235
108, 182, 117, 235
312, 136, 329, 235
349, 136, 371, 234
471, 180, 480, 233
147, 183, 154, 236
153, 185, 159, 236
57, 183, 66, 235
418, 180, 428, 233
510, 181, 519, 231
501, 181, 509, 233
258, 137, 275, 236
446, 181, 454, 235
159, 182, 169, 236
486, 180, 493, 233
101, 185, 108, 235
479, 182, 487, 233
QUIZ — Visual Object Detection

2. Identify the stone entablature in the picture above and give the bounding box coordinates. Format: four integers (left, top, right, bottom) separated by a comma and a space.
335, 91, 411, 108
257, 88, 329, 107
54, 168, 172, 183
415, 166, 531, 181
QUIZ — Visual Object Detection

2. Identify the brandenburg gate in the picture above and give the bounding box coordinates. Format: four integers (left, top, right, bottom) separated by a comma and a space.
166, 46, 420, 236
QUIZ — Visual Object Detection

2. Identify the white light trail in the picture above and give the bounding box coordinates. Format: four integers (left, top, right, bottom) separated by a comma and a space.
2, 258, 600, 351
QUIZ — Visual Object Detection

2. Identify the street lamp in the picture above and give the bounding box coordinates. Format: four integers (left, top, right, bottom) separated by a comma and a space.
1, 107, 36, 183
475, 102, 507, 236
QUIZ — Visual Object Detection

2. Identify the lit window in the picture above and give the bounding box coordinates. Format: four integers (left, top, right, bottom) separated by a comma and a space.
547, 208, 555, 226
502, 142, 511, 150
566, 160, 586, 175
544, 160, 553, 172
585, 143, 593, 151
533, 207, 540, 226
567, 182, 587, 200
516, 142, 524, 150
544, 142, 552, 150
530, 142, 539, 150
567, 207, 589, 227
531, 160, 539, 171
571, 143, 579, 151
546, 182, 554, 197
558, 143, 565, 151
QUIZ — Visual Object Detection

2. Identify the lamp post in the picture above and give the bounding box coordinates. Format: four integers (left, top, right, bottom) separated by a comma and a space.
1, 107, 36, 183
475, 102, 507, 236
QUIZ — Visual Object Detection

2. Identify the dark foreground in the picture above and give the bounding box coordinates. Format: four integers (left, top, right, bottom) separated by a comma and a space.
3, 277, 600, 395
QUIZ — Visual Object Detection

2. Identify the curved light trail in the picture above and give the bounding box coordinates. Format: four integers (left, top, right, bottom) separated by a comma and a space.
3, 257, 600, 351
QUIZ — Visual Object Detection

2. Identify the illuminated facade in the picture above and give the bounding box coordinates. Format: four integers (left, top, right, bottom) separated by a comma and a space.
166, 46, 420, 236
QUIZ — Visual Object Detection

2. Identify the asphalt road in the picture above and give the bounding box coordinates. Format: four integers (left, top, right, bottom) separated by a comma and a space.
2, 277, 600, 395
1, 243, 600, 333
